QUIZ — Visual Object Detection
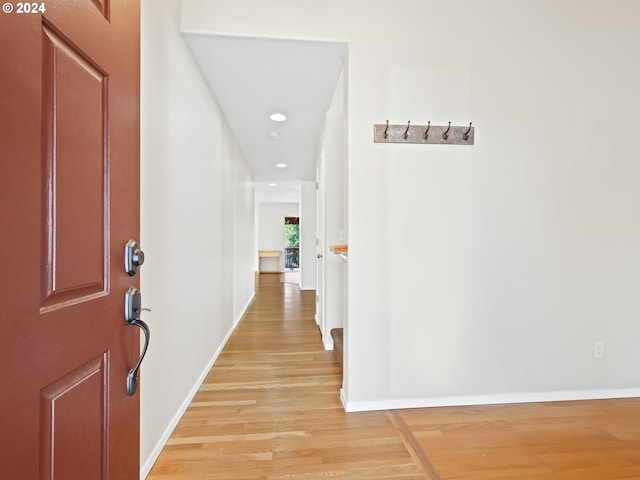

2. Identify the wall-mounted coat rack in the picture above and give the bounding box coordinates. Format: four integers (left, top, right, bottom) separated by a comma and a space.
374, 121, 474, 145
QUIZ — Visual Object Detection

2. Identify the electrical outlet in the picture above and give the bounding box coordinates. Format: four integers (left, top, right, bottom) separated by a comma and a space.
594, 341, 604, 359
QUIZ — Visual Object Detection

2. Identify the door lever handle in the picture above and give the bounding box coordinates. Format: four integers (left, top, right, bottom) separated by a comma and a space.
126, 318, 150, 396
124, 286, 151, 396
125, 286, 151, 323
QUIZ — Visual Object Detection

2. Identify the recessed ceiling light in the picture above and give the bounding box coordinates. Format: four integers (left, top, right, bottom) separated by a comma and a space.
276, 163, 287, 168
270, 113, 287, 122
267, 132, 281, 141
268, 183, 277, 187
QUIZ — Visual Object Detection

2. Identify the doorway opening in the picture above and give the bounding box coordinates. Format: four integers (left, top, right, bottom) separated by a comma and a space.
284, 217, 300, 270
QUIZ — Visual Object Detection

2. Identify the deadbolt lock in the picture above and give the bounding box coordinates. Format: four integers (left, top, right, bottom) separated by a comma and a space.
125, 239, 145, 276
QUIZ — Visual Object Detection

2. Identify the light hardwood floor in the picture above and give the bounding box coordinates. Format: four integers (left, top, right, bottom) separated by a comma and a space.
396, 398, 640, 479
146, 274, 426, 479
147, 274, 640, 479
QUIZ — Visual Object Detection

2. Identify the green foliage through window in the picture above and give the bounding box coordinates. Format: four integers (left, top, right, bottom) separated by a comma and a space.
285, 224, 299, 247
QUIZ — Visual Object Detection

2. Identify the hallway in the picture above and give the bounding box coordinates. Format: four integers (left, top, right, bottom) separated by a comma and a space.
146, 274, 425, 479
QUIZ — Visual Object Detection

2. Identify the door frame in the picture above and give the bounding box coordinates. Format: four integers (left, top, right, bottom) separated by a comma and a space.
316, 152, 326, 336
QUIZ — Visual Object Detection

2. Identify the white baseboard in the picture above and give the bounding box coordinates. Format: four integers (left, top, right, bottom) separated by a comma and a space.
340, 388, 348, 410
234, 293, 255, 327
140, 293, 254, 479
341, 388, 640, 413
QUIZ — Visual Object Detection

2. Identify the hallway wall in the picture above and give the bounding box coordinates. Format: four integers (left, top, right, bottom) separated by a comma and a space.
140, 0, 255, 474
182, 0, 640, 410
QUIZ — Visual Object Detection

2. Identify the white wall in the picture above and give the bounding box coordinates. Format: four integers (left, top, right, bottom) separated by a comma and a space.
182, 0, 640, 410
140, 0, 255, 475
300, 181, 317, 290
257, 203, 299, 272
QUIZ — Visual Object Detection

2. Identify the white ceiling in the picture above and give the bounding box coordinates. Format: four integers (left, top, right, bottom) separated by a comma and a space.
183, 34, 346, 203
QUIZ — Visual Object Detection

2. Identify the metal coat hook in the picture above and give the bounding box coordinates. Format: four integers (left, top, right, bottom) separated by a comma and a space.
443, 121, 451, 140
423, 121, 431, 139
403, 121, 411, 139
463, 122, 472, 141
384, 120, 389, 139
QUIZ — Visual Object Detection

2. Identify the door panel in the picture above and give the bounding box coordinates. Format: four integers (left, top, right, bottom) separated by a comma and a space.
0, 1, 140, 478
41, 23, 109, 310
40, 354, 108, 480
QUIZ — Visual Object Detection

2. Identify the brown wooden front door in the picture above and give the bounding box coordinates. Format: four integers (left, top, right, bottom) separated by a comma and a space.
0, 0, 141, 478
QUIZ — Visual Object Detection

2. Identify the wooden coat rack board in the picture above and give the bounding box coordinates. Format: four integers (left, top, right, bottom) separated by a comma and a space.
374, 121, 474, 145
